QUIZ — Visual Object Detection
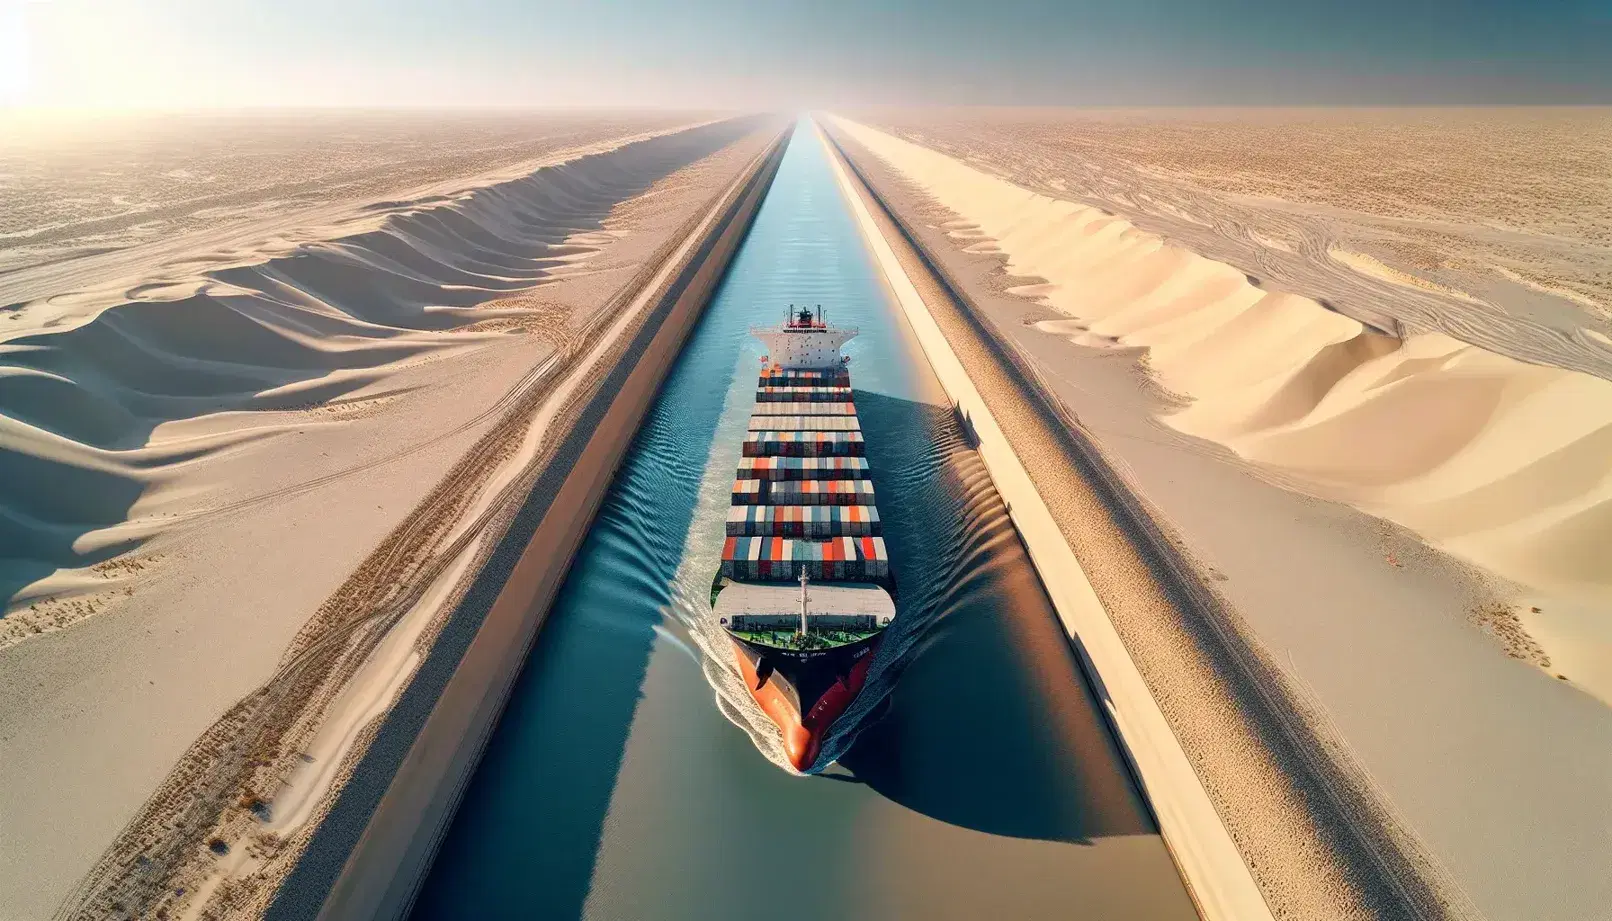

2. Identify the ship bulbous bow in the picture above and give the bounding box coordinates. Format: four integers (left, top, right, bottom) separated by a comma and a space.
728, 626, 882, 771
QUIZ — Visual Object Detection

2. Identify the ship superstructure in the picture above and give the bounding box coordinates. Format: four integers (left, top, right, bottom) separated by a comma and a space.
714, 305, 894, 771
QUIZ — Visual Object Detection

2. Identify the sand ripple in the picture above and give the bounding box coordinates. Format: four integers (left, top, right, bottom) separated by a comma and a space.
833, 116, 1612, 608
0, 120, 758, 640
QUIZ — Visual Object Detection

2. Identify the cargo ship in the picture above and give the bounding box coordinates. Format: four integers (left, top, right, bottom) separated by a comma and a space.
714, 305, 894, 772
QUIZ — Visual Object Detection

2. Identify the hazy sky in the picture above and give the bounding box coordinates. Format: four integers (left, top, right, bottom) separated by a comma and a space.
3, 0, 1609, 108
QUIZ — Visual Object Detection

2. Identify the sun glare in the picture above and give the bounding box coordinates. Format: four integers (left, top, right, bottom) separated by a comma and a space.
0, 3, 31, 104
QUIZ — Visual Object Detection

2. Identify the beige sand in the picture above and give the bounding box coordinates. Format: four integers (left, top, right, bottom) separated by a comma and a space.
827, 113, 1612, 921
826, 126, 1423, 921
191, 137, 781, 921
831, 115, 1612, 691
308, 136, 789, 921
820, 124, 1271, 921
844, 107, 1612, 332
0, 119, 776, 921
0, 116, 725, 341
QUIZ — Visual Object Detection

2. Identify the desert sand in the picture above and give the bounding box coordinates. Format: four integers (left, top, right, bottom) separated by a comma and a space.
828, 112, 1612, 921
0, 110, 719, 319
833, 111, 1612, 695
848, 107, 1612, 342
0, 114, 776, 921
821, 124, 1268, 921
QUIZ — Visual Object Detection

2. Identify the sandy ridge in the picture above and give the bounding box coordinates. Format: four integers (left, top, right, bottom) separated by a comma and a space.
816, 123, 1266, 921
0, 116, 728, 334
830, 116, 1612, 693
287, 128, 791, 921
823, 120, 1480, 921
848, 109, 1612, 377
2, 119, 761, 660
48, 126, 782, 921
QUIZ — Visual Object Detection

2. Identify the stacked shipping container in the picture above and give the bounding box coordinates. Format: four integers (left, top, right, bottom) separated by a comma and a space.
751, 401, 857, 416
759, 368, 850, 386
736, 456, 869, 480
731, 479, 877, 506
720, 535, 891, 582
755, 385, 853, 402
726, 504, 881, 538
742, 430, 865, 457
721, 363, 890, 584
747, 415, 860, 432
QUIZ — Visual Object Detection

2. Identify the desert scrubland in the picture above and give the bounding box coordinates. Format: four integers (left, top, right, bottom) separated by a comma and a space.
830, 110, 1612, 921
0, 113, 775, 920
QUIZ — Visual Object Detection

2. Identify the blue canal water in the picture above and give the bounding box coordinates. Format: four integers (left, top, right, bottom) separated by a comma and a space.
408, 120, 1197, 921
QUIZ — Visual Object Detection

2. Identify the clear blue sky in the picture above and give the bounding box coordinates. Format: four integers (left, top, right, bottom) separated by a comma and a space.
5, 0, 1610, 108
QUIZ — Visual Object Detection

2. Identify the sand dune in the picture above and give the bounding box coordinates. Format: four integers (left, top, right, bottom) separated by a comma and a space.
831, 116, 1612, 921
0, 112, 720, 317
0, 117, 779, 921
0, 120, 759, 645
829, 114, 1612, 921
831, 116, 1612, 678
847, 108, 1612, 380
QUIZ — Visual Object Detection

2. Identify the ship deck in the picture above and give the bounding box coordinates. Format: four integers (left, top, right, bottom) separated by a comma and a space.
713, 580, 896, 625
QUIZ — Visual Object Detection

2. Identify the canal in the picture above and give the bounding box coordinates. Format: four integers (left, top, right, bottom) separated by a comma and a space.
409, 120, 1198, 921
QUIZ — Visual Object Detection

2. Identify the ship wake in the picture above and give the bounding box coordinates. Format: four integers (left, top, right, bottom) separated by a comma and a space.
662, 388, 1020, 773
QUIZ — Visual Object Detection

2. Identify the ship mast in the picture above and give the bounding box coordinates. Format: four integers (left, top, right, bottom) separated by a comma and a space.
798, 569, 810, 638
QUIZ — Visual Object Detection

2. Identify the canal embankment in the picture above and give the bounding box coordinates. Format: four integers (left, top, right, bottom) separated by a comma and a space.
406, 117, 1198, 921
820, 120, 1309, 921
821, 109, 1496, 921
262, 126, 793, 921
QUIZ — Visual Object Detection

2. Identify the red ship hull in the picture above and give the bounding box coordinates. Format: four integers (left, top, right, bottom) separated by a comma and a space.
729, 634, 880, 772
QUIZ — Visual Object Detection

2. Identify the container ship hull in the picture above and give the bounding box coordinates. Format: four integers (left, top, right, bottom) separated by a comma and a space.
728, 632, 880, 771
714, 306, 895, 772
